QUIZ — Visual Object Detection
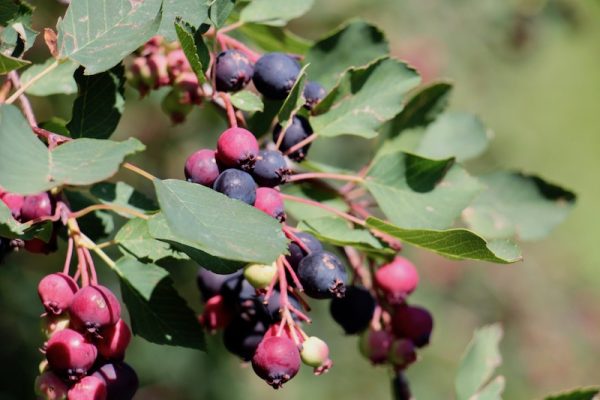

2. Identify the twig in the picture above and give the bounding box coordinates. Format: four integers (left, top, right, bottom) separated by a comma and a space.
5, 60, 59, 104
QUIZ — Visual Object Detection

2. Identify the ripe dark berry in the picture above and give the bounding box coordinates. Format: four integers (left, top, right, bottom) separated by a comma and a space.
252, 150, 290, 187
221, 275, 266, 321
216, 127, 259, 170
67, 375, 107, 400
215, 50, 254, 92
223, 317, 268, 361
286, 232, 323, 270
273, 115, 313, 161
0, 192, 24, 219
374, 256, 419, 304
184, 149, 220, 187
24, 234, 58, 255
264, 290, 302, 322
38, 273, 79, 315
213, 169, 257, 205
196, 268, 241, 301
69, 285, 121, 334
252, 336, 301, 389
330, 285, 376, 334
391, 305, 434, 348
252, 52, 301, 100
303, 81, 326, 110
96, 319, 132, 360
92, 362, 139, 400
388, 339, 417, 369
34, 371, 69, 400
21, 192, 54, 221
45, 328, 98, 379
297, 251, 347, 299
254, 188, 286, 221
359, 329, 393, 365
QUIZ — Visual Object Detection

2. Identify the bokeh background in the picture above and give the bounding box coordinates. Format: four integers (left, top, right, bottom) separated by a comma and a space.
2, 0, 599, 399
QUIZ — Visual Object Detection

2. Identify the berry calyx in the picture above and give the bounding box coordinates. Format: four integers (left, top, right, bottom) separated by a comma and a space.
184, 149, 220, 187
45, 329, 98, 380
244, 262, 277, 289
300, 336, 332, 375
359, 329, 393, 365
252, 150, 290, 187
254, 187, 286, 221
391, 305, 434, 348
216, 127, 259, 170
330, 285, 376, 334
303, 81, 326, 110
34, 371, 68, 400
297, 251, 347, 299
252, 336, 301, 389
252, 52, 301, 100
374, 256, 419, 304
273, 115, 313, 161
38, 273, 79, 315
92, 362, 139, 400
67, 376, 107, 400
96, 319, 132, 360
69, 285, 121, 334
212, 169, 257, 205
215, 50, 254, 92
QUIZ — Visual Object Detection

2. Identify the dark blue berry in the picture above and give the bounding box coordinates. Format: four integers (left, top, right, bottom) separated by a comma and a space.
297, 251, 347, 299
215, 50, 254, 92
221, 275, 267, 321
213, 169, 257, 205
303, 81, 326, 110
223, 317, 269, 361
265, 290, 302, 322
286, 232, 323, 270
252, 150, 290, 187
330, 285, 376, 334
196, 268, 242, 301
92, 362, 139, 400
252, 53, 301, 100
273, 115, 313, 161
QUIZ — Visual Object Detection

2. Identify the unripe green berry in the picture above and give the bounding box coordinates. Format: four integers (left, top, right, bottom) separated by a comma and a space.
300, 336, 330, 368
243, 262, 277, 289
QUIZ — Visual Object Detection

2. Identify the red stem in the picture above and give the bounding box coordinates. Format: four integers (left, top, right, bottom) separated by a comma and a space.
283, 133, 317, 156
287, 172, 364, 184
282, 225, 311, 253
62, 237, 74, 275
82, 248, 97, 285
218, 93, 238, 128
217, 34, 260, 63
282, 256, 303, 291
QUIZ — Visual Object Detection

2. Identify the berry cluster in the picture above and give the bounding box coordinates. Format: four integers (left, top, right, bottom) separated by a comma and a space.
35, 276, 138, 399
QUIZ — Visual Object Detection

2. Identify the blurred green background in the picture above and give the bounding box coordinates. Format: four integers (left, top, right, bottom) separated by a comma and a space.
2, 0, 599, 399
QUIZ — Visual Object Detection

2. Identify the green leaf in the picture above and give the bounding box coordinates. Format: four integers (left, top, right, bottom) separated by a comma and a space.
57, 0, 162, 75
417, 112, 490, 162
230, 91, 264, 112
455, 324, 504, 400
367, 218, 522, 264
67, 65, 125, 139
154, 179, 287, 264
148, 213, 244, 274
383, 81, 453, 136
90, 182, 158, 215
208, 0, 236, 28
545, 388, 600, 400
0, 202, 52, 241
240, 0, 314, 26
115, 218, 188, 263
246, 98, 283, 136
463, 172, 576, 241
158, 0, 209, 41
311, 58, 420, 139
40, 117, 71, 137
305, 20, 389, 89
174, 19, 209, 84
472, 376, 505, 400
20, 59, 78, 96
0, 53, 29, 74
278, 64, 308, 125
282, 184, 347, 221
0, 2, 19, 25
115, 257, 205, 350
1, 10, 37, 57
238, 24, 312, 54
366, 151, 481, 230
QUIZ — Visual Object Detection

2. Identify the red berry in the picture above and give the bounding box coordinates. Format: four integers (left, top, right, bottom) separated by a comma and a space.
67, 376, 107, 400
391, 305, 433, 348
199, 295, 233, 333
359, 329, 393, 365
252, 336, 301, 389
0, 192, 25, 219
167, 49, 191, 79
216, 127, 259, 171
21, 192, 53, 222
262, 324, 304, 343
38, 273, 79, 315
69, 285, 121, 334
96, 319, 131, 360
184, 149, 220, 187
146, 53, 170, 88
374, 256, 419, 304
45, 329, 97, 380
34, 371, 69, 400
388, 339, 417, 369
254, 187, 285, 221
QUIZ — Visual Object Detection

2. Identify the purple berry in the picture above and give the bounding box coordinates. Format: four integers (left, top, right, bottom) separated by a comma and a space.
286, 232, 323, 270
215, 50, 254, 92
388, 339, 417, 369
213, 169, 257, 205
223, 317, 268, 361
391, 305, 434, 348
185, 149, 220, 187
252, 336, 301, 389
254, 187, 285, 221
67, 376, 107, 400
196, 267, 242, 301
38, 273, 79, 315
273, 115, 313, 161
216, 127, 259, 170
303, 81, 326, 110
252, 150, 290, 187
69, 285, 121, 334
330, 285, 376, 334
45, 329, 98, 380
253, 53, 301, 100
21, 192, 54, 221
297, 251, 347, 299
92, 362, 139, 400
96, 319, 131, 360
359, 329, 393, 365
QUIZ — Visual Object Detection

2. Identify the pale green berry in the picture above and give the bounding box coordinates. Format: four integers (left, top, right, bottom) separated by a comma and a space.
300, 336, 329, 367
244, 262, 277, 289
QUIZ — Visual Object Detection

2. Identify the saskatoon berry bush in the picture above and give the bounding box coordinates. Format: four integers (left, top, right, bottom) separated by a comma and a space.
1, 0, 599, 399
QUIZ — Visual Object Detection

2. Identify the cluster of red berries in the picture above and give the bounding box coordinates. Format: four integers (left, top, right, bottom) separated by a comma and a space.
35, 274, 138, 399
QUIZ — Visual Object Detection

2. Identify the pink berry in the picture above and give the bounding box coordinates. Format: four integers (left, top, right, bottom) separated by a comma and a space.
199, 294, 233, 333
252, 336, 301, 389
96, 319, 132, 360
146, 53, 170, 88
174, 71, 201, 105
34, 371, 69, 400
38, 273, 79, 315
254, 187, 285, 221
67, 376, 107, 400
45, 329, 97, 380
69, 285, 121, 334
21, 192, 53, 222
388, 339, 417, 369
0, 192, 25, 219
216, 127, 259, 171
391, 305, 433, 348
359, 329, 393, 365
167, 49, 191, 78
374, 256, 419, 304
185, 149, 220, 187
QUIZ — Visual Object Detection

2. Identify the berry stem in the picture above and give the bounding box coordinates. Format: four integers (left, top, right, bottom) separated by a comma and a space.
5, 60, 59, 104
69, 203, 149, 221
62, 237, 74, 275
282, 225, 311, 254
218, 92, 238, 128
391, 372, 413, 400
344, 246, 370, 287
283, 133, 317, 157
280, 194, 366, 226
281, 256, 304, 291
218, 21, 244, 34
123, 162, 157, 181
82, 248, 98, 285
287, 172, 365, 184
7, 71, 37, 127
76, 246, 90, 287
216, 34, 260, 63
